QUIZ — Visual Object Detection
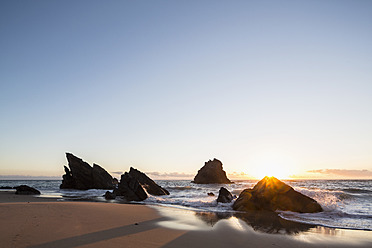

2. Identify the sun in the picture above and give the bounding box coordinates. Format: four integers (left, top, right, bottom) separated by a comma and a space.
246, 152, 298, 179
249, 159, 295, 179
252, 164, 291, 179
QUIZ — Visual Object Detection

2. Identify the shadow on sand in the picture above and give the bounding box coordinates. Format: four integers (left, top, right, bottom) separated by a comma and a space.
28, 217, 167, 248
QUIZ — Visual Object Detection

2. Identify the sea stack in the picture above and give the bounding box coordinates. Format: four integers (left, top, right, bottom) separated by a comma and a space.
233, 176, 323, 213
60, 153, 114, 190
114, 167, 169, 201
193, 159, 232, 184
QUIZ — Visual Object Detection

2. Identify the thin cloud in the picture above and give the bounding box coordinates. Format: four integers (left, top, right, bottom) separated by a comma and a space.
228, 172, 251, 179
307, 169, 372, 178
0, 175, 61, 180
110, 171, 124, 175
145, 172, 194, 179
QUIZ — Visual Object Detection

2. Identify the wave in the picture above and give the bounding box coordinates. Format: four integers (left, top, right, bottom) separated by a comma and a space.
165, 186, 193, 191
342, 188, 372, 194
278, 209, 372, 231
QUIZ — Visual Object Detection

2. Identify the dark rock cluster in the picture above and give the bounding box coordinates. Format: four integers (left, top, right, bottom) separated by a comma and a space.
113, 167, 170, 201
59, 152, 170, 202
114, 172, 148, 201
57, 154, 322, 215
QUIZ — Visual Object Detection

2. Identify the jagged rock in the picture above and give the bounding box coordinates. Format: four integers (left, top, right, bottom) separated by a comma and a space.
217, 187, 233, 203
233, 176, 322, 213
193, 159, 231, 184
60, 153, 114, 190
114, 172, 148, 201
104, 191, 116, 200
92, 163, 115, 189
15, 185, 40, 195
128, 167, 169, 196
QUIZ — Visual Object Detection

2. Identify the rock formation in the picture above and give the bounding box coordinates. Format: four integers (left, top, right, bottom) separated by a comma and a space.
217, 187, 233, 203
114, 172, 148, 201
113, 167, 170, 201
128, 167, 169, 195
60, 153, 114, 190
15, 185, 41, 195
233, 176, 322, 213
193, 159, 231, 184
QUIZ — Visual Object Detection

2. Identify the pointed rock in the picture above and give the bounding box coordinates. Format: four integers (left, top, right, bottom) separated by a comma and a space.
193, 159, 231, 184
128, 167, 169, 196
217, 187, 233, 203
60, 153, 114, 190
114, 172, 148, 201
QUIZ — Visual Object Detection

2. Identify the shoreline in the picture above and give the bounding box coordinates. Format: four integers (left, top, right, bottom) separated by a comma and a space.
1, 192, 372, 248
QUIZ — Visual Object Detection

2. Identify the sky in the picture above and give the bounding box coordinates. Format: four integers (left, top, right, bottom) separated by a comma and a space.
1, 0, 372, 180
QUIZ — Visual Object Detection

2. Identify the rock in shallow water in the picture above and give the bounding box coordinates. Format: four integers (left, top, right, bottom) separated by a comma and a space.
193, 159, 232, 184
128, 167, 169, 196
15, 185, 41, 195
233, 176, 322, 213
114, 172, 148, 201
217, 187, 233, 203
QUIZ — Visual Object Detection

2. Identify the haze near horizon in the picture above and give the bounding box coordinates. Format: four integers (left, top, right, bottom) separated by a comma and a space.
1, 1, 371, 180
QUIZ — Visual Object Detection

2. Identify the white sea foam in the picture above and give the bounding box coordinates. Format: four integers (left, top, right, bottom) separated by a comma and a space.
1, 179, 372, 230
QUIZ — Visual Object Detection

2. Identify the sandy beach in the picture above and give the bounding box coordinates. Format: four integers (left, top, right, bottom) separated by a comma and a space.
1, 191, 372, 248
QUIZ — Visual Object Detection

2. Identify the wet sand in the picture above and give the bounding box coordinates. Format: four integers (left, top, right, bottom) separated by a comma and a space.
1, 191, 371, 248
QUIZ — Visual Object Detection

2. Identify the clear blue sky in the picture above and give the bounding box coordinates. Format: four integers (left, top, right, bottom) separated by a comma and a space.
1, 0, 371, 179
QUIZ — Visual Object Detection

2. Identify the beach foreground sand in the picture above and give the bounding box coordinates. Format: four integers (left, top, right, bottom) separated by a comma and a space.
1, 192, 371, 248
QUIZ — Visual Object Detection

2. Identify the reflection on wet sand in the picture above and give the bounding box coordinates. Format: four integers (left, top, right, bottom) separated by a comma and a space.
194, 212, 232, 227
194, 211, 315, 234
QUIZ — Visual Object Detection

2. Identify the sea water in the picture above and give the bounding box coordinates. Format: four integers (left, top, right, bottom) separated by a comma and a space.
1, 179, 371, 231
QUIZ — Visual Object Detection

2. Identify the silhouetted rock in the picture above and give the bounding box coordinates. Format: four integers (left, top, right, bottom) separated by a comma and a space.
104, 191, 116, 200
60, 153, 114, 190
15, 185, 40, 195
114, 172, 148, 201
128, 167, 169, 196
92, 163, 115, 189
233, 176, 322, 213
207, 192, 215, 196
217, 187, 233, 203
193, 159, 231, 184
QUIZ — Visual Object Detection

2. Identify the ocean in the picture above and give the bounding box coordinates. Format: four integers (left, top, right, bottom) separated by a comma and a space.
1, 179, 371, 231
